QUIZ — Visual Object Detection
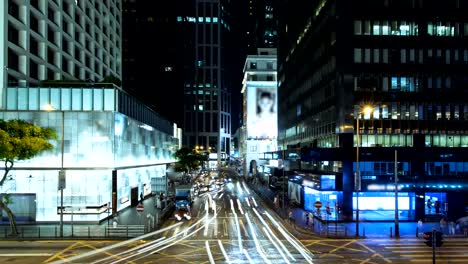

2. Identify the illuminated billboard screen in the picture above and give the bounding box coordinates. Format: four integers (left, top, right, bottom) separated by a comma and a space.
320, 175, 336, 190
247, 86, 278, 139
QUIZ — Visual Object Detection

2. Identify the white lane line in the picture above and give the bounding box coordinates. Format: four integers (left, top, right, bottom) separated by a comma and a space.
218, 239, 231, 264
206, 241, 216, 264
243, 248, 255, 264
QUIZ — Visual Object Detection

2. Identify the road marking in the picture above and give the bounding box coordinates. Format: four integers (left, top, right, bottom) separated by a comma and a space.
43, 241, 79, 263
410, 259, 468, 262
239, 219, 249, 238
223, 218, 228, 237
0, 253, 53, 257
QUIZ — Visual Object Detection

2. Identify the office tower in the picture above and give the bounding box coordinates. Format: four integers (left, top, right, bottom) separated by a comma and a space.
182, 0, 239, 157
1, 0, 122, 94
277, 0, 468, 222
244, 0, 278, 54
122, 1, 183, 126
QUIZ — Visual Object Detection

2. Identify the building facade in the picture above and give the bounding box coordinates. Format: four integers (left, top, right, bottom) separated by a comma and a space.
241, 48, 278, 178
1, 0, 122, 93
0, 85, 178, 223
277, 0, 468, 222
121, 0, 183, 126
0, 0, 179, 224
182, 0, 237, 158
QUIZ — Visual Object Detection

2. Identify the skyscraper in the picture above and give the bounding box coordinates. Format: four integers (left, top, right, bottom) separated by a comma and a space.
1, 0, 122, 95
277, 0, 468, 221
122, 0, 245, 157
182, 0, 239, 156
122, 0, 183, 126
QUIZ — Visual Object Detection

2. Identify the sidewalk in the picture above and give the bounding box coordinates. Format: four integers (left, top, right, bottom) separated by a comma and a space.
0, 193, 168, 239
246, 178, 467, 239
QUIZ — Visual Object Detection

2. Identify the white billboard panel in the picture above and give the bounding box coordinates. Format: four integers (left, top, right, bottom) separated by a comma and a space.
247, 86, 277, 139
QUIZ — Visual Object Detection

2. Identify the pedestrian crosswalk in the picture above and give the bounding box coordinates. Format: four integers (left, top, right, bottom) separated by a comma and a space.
379, 237, 468, 263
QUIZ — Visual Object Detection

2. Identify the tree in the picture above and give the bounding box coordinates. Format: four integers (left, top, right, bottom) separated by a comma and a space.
0, 119, 57, 236
173, 147, 206, 178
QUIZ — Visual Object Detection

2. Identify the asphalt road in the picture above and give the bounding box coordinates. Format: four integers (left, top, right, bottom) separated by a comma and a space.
1, 171, 468, 264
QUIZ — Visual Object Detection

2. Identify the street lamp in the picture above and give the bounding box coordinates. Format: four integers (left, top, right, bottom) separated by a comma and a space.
46, 104, 65, 237
394, 149, 400, 238
355, 105, 373, 237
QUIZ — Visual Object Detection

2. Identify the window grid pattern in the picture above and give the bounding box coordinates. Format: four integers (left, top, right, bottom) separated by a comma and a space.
5, 0, 122, 86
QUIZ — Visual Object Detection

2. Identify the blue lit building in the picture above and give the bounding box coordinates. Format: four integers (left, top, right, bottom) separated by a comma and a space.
0, 0, 179, 224
0, 85, 179, 223
277, 0, 468, 222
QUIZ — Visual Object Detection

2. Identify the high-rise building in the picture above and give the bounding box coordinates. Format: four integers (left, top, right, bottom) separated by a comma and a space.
182, 0, 239, 157
240, 48, 278, 178
122, 0, 244, 157
0, 0, 179, 225
244, 0, 278, 54
277, 0, 468, 222
1, 0, 122, 94
122, 1, 183, 126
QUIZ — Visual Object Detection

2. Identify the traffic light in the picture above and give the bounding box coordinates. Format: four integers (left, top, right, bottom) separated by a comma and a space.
423, 230, 443, 247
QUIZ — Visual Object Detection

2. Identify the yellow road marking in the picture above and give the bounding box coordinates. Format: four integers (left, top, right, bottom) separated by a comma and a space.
157, 250, 198, 263
411, 259, 468, 262
178, 241, 203, 249
321, 240, 356, 255
43, 241, 79, 263
77, 241, 121, 259
356, 241, 392, 263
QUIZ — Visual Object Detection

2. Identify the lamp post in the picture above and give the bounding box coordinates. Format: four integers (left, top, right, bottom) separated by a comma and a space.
46, 104, 65, 237
394, 149, 400, 237
59, 110, 64, 237
355, 105, 373, 237
282, 149, 287, 218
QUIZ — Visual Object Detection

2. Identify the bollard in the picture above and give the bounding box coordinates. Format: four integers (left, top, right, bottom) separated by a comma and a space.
390, 227, 393, 238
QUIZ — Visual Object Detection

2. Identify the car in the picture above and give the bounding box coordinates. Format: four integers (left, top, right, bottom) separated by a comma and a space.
174, 206, 191, 221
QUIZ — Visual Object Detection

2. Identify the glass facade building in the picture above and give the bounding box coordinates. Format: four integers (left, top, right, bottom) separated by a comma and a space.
276, 0, 468, 222
0, 85, 178, 223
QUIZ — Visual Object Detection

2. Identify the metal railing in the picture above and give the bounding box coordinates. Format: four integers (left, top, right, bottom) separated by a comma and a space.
0, 225, 145, 240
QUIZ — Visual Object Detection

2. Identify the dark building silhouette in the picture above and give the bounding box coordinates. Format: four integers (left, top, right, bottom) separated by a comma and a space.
122, 1, 245, 155
277, 0, 468, 222
122, 1, 183, 126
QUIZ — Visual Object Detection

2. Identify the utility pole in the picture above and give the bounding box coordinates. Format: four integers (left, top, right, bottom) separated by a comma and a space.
394, 149, 400, 238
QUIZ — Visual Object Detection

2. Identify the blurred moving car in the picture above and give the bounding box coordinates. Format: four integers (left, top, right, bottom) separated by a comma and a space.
174, 204, 191, 221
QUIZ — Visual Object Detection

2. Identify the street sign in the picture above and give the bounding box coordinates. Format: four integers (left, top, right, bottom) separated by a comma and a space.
314, 201, 322, 209
58, 170, 66, 190
136, 204, 144, 213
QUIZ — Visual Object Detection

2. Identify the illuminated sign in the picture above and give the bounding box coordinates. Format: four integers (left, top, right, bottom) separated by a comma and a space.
246, 86, 278, 139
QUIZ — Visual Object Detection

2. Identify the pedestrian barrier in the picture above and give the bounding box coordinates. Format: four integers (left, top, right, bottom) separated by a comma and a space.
106, 225, 145, 238
0, 225, 145, 239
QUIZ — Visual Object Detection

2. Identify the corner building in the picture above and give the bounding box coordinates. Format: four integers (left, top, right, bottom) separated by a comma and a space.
0, 0, 179, 224
277, 0, 468, 222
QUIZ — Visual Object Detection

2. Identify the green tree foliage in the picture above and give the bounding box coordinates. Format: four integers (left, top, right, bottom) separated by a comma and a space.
173, 147, 206, 176
0, 119, 57, 236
